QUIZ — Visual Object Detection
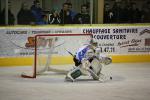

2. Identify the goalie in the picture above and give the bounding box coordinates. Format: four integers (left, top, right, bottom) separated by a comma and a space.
65, 40, 112, 82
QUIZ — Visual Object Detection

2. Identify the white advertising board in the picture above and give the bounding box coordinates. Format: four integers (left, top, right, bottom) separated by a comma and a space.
0, 26, 149, 57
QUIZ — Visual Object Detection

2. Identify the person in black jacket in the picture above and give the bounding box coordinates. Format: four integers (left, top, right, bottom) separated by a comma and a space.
111, 1, 123, 23
17, 2, 35, 25
59, 3, 72, 24
104, 3, 114, 23
1, 1, 15, 25
73, 4, 90, 24
48, 8, 61, 24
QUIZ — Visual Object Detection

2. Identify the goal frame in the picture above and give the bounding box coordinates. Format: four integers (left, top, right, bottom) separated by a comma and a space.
21, 33, 92, 78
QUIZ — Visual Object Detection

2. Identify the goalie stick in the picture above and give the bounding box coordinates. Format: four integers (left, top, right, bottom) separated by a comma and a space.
65, 49, 75, 57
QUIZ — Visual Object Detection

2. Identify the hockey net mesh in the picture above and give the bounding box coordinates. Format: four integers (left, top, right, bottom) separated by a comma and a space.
21, 34, 92, 78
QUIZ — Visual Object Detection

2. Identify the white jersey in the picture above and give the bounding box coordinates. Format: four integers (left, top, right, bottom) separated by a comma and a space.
75, 45, 90, 62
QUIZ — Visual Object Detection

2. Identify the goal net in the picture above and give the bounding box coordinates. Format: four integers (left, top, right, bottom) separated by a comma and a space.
21, 33, 92, 78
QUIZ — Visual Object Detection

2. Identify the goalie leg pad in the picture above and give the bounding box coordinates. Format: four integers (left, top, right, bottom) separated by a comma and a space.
91, 58, 102, 76
88, 58, 103, 80
65, 67, 82, 82
70, 68, 82, 79
87, 67, 99, 80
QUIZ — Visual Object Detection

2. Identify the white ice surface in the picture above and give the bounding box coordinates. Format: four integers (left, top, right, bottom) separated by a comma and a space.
0, 63, 150, 100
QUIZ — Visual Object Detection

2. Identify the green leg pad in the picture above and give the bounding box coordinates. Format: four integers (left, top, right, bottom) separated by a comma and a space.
71, 69, 82, 79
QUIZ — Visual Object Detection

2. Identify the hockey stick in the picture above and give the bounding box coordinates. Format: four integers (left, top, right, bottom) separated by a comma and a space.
65, 49, 75, 57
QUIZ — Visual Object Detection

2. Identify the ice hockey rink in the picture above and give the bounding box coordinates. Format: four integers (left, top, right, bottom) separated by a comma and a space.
0, 63, 150, 100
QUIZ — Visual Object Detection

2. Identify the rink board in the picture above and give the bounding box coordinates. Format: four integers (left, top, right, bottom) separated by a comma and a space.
0, 24, 150, 66
0, 55, 150, 66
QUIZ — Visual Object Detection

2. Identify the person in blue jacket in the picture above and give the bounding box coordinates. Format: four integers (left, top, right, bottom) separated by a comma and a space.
31, 0, 45, 24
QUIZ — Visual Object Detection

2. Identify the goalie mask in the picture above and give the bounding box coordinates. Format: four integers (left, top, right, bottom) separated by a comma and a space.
85, 49, 95, 58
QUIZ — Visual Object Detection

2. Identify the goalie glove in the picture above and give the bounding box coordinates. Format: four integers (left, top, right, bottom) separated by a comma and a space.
73, 56, 81, 66
98, 54, 112, 65
103, 57, 112, 65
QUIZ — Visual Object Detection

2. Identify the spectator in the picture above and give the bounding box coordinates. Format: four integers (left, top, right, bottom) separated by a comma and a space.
111, 1, 123, 23
68, 3, 77, 21
48, 8, 61, 24
104, 3, 114, 23
59, 3, 72, 24
31, 0, 44, 24
73, 4, 90, 24
17, 2, 35, 25
0, 1, 15, 25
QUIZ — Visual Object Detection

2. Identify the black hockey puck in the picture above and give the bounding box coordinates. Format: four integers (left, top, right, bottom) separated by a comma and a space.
110, 77, 112, 80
